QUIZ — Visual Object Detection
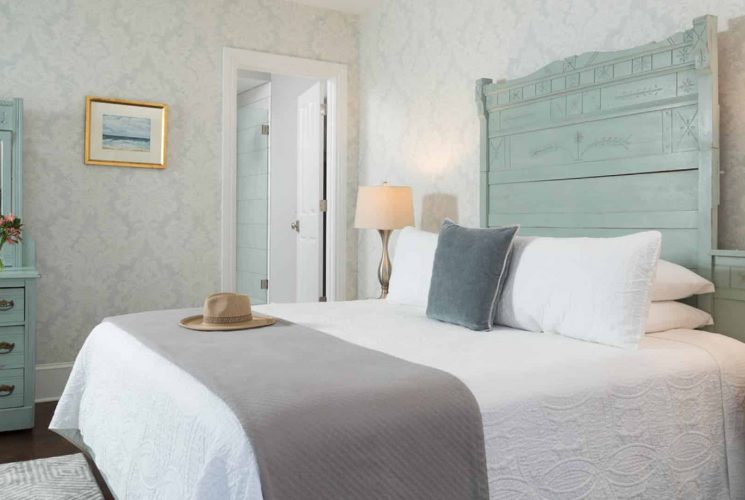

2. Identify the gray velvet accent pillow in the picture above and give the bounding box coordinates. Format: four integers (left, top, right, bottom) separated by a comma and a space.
426, 220, 519, 331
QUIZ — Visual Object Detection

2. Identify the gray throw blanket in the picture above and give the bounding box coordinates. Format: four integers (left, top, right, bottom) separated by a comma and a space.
106, 309, 489, 500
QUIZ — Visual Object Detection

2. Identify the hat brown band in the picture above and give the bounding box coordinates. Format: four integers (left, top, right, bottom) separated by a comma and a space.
204, 314, 254, 324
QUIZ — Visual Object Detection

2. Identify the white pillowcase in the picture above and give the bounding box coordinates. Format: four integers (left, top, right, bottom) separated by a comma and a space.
387, 227, 438, 307
497, 232, 662, 349
651, 259, 715, 301
646, 301, 713, 333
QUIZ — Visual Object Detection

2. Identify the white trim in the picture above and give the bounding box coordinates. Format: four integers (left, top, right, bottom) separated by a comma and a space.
35, 362, 73, 402
221, 48, 348, 300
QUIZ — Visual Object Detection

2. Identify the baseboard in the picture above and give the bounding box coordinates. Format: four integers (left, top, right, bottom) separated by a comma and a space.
35, 362, 73, 402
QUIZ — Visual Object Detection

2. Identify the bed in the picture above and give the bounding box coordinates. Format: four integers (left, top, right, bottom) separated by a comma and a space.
52, 300, 745, 499
51, 14, 745, 500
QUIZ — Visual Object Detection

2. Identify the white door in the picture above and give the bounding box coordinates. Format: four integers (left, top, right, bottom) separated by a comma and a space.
295, 82, 325, 302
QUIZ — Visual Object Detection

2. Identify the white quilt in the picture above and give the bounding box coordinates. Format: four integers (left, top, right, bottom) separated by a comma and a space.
51, 300, 745, 499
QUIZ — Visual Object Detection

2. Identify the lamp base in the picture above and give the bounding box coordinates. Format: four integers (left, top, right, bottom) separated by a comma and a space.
377, 229, 392, 299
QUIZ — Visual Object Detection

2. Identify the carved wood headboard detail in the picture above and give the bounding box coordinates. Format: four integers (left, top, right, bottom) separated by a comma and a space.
476, 15, 719, 313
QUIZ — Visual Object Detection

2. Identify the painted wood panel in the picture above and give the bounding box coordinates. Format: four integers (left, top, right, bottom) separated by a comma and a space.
713, 299, 745, 342
711, 252, 745, 341
488, 211, 697, 229
601, 73, 678, 110
0, 288, 25, 326
476, 16, 721, 320
481, 19, 705, 103
517, 227, 698, 268
489, 170, 698, 214
0, 368, 23, 410
0, 99, 39, 432
0, 106, 13, 128
0, 326, 24, 370
490, 152, 697, 184
508, 110, 662, 169
0, 132, 17, 269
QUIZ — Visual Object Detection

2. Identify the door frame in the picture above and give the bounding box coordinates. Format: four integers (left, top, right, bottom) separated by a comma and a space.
221, 47, 348, 301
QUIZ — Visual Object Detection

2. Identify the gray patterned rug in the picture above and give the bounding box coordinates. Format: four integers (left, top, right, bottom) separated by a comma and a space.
0, 453, 103, 499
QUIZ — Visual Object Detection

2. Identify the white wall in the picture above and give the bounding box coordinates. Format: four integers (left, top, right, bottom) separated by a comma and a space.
357, 0, 745, 299
269, 75, 319, 303
0, 0, 359, 365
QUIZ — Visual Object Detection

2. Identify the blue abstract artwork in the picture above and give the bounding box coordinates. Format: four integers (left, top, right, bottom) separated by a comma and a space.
102, 114, 151, 152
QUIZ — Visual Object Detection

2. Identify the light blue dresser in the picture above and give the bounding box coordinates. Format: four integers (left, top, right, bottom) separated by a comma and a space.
0, 98, 40, 432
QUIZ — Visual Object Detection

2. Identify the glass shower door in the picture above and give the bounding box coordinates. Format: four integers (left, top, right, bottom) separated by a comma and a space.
236, 86, 270, 304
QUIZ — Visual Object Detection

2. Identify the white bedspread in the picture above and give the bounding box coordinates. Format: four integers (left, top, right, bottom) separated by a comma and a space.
51, 300, 745, 499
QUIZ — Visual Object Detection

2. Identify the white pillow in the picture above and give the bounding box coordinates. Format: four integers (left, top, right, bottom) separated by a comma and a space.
497, 232, 662, 349
387, 227, 438, 307
646, 301, 713, 333
651, 259, 715, 301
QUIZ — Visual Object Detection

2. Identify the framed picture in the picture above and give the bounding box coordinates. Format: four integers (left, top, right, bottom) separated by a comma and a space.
85, 96, 168, 169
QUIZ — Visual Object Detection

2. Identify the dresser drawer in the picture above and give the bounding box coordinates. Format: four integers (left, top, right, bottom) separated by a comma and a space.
0, 288, 24, 325
0, 368, 23, 409
0, 326, 24, 370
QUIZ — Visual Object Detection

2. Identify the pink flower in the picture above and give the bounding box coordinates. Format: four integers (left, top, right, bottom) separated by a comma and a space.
0, 213, 22, 247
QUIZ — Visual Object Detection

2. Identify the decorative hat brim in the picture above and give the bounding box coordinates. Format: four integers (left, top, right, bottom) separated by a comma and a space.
179, 313, 276, 331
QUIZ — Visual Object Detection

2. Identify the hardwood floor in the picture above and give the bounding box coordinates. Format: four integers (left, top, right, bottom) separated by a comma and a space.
0, 401, 114, 499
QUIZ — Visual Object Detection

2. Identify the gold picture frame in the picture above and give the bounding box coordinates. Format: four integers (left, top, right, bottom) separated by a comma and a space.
85, 96, 168, 169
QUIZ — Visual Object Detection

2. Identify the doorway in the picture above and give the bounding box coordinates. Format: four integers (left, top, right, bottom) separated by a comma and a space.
235, 72, 325, 304
221, 49, 348, 303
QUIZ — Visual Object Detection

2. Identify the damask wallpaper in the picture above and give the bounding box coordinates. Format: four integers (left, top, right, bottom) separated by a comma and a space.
357, 0, 745, 299
0, 0, 359, 364
3, 0, 745, 362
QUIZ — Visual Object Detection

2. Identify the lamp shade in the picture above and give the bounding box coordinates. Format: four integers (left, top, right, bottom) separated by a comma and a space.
354, 183, 414, 230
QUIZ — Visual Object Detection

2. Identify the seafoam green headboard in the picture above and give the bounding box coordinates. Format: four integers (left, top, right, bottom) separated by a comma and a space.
476, 15, 719, 311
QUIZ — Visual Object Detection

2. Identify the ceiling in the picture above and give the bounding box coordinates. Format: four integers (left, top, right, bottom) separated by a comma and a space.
290, 0, 379, 14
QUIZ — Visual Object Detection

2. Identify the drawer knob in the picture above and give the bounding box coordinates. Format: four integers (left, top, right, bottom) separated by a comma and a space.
0, 384, 14, 397
0, 300, 15, 311
0, 341, 14, 354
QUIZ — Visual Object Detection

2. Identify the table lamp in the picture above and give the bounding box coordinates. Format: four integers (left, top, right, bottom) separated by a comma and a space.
354, 182, 415, 298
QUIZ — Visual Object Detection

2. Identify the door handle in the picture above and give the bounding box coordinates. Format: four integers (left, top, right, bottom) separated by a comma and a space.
291, 220, 300, 232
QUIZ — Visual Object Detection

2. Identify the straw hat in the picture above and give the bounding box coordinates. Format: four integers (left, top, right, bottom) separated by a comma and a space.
180, 292, 275, 331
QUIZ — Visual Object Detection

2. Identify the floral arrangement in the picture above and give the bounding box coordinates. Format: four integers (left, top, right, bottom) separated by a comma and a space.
0, 214, 22, 271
